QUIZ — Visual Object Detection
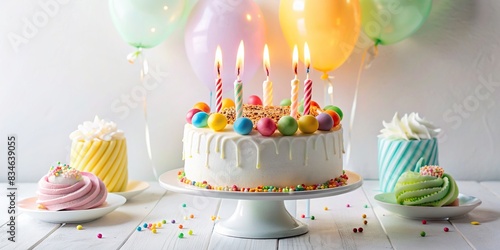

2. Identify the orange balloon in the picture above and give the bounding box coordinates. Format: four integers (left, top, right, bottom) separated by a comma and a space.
279, 0, 361, 73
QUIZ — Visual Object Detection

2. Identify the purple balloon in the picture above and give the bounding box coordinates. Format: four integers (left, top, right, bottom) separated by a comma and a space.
184, 0, 266, 92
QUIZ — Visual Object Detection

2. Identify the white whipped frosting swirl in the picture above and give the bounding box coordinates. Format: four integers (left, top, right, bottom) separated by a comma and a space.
379, 112, 440, 140
69, 116, 124, 141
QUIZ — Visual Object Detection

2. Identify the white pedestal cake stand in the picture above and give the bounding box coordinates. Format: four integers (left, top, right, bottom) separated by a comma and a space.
159, 168, 362, 239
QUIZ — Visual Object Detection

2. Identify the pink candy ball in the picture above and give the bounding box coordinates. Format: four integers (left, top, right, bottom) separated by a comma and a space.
256, 117, 276, 136
248, 95, 263, 105
186, 108, 202, 124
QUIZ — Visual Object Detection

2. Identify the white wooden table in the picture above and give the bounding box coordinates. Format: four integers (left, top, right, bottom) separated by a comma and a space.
2, 180, 499, 249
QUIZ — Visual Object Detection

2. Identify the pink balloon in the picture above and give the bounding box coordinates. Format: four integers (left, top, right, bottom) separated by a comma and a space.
185, 0, 266, 92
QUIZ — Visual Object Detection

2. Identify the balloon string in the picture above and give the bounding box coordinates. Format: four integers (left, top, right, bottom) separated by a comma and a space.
345, 45, 377, 168
130, 49, 159, 180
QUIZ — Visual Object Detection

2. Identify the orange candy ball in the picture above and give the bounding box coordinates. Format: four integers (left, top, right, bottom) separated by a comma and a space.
193, 102, 210, 113
323, 110, 341, 128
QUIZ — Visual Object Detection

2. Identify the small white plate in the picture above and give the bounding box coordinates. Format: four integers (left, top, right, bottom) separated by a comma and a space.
374, 193, 481, 220
19, 193, 126, 223
112, 180, 149, 200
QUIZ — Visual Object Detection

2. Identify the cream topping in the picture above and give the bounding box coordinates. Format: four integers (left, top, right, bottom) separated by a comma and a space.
379, 112, 440, 140
69, 116, 124, 141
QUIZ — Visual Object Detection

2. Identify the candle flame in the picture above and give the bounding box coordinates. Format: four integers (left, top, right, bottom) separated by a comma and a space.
215, 46, 222, 76
263, 44, 270, 77
236, 40, 244, 76
292, 45, 298, 75
304, 42, 311, 73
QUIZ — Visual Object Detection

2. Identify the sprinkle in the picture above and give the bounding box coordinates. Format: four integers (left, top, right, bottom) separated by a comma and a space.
188, 229, 193, 235
143, 223, 148, 228
421, 219, 427, 225
301, 214, 305, 218
363, 220, 368, 225
148, 223, 152, 228
362, 214, 367, 219
346, 204, 351, 207
162, 220, 167, 224
157, 223, 162, 228
183, 216, 188, 220
76, 225, 83, 230
311, 216, 315, 220
420, 165, 444, 178
151, 224, 156, 229
420, 231, 426, 237
179, 224, 184, 229
97, 233, 103, 239
364, 204, 369, 208
190, 214, 195, 219
324, 207, 328, 211
178, 233, 184, 238
182, 203, 187, 208
211, 215, 216, 221
444, 227, 449, 232
137, 227, 142, 232
171, 219, 176, 224
353, 228, 358, 233
152, 228, 157, 234
471, 221, 480, 225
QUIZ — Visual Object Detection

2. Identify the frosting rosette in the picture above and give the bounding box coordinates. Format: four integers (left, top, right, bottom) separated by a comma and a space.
379, 112, 440, 141
36, 163, 108, 211
394, 164, 459, 207
69, 116, 124, 141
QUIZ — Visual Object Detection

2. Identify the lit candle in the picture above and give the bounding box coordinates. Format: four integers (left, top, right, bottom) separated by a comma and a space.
234, 40, 244, 119
263, 44, 273, 107
303, 42, 313, 115
215, 46, 223, 113
290, 45, 299, 118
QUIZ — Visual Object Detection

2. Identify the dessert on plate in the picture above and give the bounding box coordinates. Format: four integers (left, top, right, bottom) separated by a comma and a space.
36, 162, 108, 211
69, 116, 128, 192
378, 112, 440, 193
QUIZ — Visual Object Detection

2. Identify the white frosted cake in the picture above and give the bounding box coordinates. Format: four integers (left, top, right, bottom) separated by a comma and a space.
180, 103, 347, 192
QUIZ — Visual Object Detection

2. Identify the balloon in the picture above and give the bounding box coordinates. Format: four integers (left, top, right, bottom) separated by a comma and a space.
109, 0, 186, 48
360, 0, 432, 45
185, 0, 266, 92
279, 0, 361, 73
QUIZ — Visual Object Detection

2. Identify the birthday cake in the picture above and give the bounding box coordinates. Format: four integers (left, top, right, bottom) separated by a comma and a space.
36, 162, 107, 211
180, 99, 347, 192
69, 116, 128, 192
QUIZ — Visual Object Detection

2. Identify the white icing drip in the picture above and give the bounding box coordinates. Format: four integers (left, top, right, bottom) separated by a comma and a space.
215, 135, 222, 153
322, 135, 329, 161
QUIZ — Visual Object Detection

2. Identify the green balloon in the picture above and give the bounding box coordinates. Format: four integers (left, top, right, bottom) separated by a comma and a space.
109, 0, 186, 48
360, 0, 432, 45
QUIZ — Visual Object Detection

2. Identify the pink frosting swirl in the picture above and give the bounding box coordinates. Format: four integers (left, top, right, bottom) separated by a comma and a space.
37, 172, 107, 211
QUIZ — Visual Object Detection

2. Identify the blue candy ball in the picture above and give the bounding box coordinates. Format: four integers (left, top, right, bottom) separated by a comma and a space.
233, 117, 253, 135
192, 112, 209, 128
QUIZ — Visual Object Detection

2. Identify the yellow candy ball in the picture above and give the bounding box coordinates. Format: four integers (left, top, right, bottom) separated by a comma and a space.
221, 98, 235, 110
298, 115, 319, 134
76, 225, 83, 230
208, 113, 227, 131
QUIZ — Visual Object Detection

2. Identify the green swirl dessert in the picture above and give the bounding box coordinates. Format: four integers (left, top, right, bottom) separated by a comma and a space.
394, 161, 459, 207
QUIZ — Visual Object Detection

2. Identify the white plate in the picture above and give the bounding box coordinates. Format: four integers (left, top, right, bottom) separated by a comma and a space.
19, 193, 126, 223
112, 180, 149, 200
159, 168, 362, 201
374, 193, 481, 220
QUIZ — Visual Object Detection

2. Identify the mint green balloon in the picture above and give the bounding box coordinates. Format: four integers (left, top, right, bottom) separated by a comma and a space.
109, 0, 186, 48
360, 0, 432, 45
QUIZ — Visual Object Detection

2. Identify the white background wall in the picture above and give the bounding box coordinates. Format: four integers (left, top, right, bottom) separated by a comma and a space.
1, 0, 499, 182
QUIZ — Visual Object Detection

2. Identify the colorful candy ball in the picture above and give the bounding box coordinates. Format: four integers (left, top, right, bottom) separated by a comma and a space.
277, 116, 298, 136
323, 105, 343, 120
221, 98, 235, 110
280, 98, 291, 106
298, 115, 319, 134
248, 95, 263, 105
323, 110, 341, 128
256, 117, 277, 136
208, 113, 227, 131
186, 108, 202, 124
316, 113, 333, 131
191, 112, 209, 128
234, 117, 253, 135
310, 100, 320, 109
193, 102, 210, 113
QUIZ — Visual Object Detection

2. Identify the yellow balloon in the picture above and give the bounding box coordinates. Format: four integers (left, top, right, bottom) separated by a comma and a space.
279, 0, 361, 73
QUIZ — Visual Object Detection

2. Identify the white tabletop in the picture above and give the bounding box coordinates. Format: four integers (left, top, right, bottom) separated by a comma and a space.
1, 180, 499, 249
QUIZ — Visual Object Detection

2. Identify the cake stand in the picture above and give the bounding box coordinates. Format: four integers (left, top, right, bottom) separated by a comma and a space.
159, 168, 362, 239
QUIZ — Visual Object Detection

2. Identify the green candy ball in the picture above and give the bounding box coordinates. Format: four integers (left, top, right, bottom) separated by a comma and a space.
323, 105, 343, 120
298, 104, 304, 115
280, 98, 291, 106
277, 116, 298, 136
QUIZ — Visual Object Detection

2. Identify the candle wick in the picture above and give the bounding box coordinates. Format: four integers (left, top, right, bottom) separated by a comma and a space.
294, 65, 297, 76
266, 67, 269, 77
306, 67, 310, 74
237, 67, 240, 77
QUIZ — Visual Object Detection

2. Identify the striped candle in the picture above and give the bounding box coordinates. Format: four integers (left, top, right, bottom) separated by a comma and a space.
215, 46, 223, 113
263, 44, 273, 106
234, 80, 243, 118
290, 45, 299, 118
378, 137, 439, 192
303, 43, 312, 115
